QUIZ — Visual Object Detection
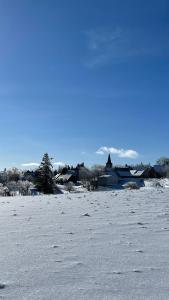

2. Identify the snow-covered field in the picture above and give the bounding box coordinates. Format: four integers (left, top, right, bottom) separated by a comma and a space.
1, 186, 169, 299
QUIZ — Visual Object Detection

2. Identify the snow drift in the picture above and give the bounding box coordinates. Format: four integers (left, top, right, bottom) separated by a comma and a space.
0, 189, 169, 299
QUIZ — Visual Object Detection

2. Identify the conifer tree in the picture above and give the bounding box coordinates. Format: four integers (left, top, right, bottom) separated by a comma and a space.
35, 153, 54, 194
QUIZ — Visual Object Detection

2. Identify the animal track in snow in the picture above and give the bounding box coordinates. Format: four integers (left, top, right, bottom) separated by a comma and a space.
0, 282, 6, 289
132, 269, 142, 273
112, 271, 123, 275
52, 245, 60, 249
82, 213, 91, 217
12, 213, 18, 217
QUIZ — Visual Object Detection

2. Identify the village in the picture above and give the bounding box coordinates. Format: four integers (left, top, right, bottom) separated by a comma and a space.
54, 154, 167, 192
0, 154, 168, 196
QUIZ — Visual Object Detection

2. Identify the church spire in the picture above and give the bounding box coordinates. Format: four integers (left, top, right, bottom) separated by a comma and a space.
106, 154, 113, 168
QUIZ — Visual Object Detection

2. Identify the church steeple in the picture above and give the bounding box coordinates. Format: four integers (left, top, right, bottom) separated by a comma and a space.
106, 154, 113, 168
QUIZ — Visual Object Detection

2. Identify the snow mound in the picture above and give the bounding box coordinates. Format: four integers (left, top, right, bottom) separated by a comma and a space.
123, 181, 140, 189
144, 178, 169, 189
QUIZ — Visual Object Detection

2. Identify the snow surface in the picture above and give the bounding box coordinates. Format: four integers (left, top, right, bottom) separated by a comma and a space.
1, 188, 169, 299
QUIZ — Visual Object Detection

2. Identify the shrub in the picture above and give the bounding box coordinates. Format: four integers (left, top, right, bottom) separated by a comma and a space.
65, 182, 75, 192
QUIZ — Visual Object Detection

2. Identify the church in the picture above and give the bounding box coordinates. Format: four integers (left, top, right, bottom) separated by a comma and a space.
98, 154, 119, 186
98, 154, 147, 188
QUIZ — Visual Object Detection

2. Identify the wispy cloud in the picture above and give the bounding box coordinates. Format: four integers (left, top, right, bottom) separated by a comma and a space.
53, 162, 66, 167
85, 27, 122, 67
85, 26, 167, 67
87, 27, 122, 51
21, 162, 40, 167
21, 161, 66, 168
96, 146, 139, 159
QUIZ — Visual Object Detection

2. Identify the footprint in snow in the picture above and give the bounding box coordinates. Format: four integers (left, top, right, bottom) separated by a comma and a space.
73, 262, 84, 267
82, 213, 91, 217
0, 283, 6, 289
12, 213, 18, 217
52, 245, 60, 249
112, 271, 123, 275
160, 227, 169, 231
133, 269, 142, 273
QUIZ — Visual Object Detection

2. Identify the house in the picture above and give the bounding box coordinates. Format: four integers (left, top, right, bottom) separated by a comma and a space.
98, 174, 118, 186
98, 155, 146, 188
54, 163, 89, 184
55, 172, 77, 184
130, 169, 145, 177
28, 187, 39, 196
114, 167, 133, 179
130, 167, 158, 179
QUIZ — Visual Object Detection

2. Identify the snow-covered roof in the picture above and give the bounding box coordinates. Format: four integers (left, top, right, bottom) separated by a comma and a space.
55, 173, 61, 179
99, 175, 115, 178
130, 170, 145, 177
56, 174, 73, 181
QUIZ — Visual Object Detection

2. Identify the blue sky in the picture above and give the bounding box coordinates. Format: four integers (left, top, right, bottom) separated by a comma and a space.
0, 0, 169, 169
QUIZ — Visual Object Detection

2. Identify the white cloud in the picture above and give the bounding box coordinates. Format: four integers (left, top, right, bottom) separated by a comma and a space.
21, 162, 40, 167
53, 162, 66, 167
96, 146, 139, 159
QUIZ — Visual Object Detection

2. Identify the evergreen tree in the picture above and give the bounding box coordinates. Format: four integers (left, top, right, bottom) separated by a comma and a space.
35, 153, 54, 194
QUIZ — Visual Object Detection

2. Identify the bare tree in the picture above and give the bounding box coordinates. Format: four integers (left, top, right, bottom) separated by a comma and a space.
91, 165, 105, 179
157, 157, 169, 166
17, 180, 33, 196
65, 181, 74, 192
